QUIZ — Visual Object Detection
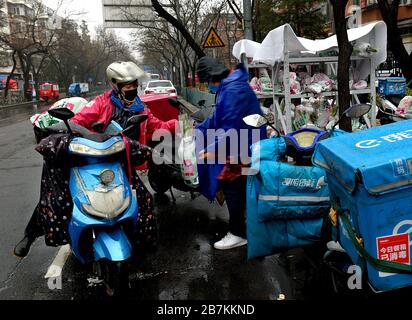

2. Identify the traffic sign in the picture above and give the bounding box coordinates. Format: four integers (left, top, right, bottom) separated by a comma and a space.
202, 27, 225, 48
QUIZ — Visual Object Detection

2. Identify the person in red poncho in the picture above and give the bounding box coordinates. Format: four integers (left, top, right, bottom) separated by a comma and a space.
14, 61, 177, 258
71, 61, 176, 145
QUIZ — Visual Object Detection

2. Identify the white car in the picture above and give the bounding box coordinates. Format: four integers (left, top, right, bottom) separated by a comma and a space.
144, 80, 177, 96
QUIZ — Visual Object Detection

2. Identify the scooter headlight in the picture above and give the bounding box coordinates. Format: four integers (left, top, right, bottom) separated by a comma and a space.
82, 185, 130, 220
69, 141, 125, 157
100, 169, 115, 185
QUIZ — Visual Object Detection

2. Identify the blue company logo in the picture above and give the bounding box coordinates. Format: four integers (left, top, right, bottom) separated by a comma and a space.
356, 129, 412, 149
391, 158, 408, 177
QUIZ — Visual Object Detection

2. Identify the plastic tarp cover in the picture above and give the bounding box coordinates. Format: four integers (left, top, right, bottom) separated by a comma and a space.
232, 39, 261, 61
247, 173, 323, 259
233, 22, 387, 78
313, 119, 412, 195
246, 137, 325, 259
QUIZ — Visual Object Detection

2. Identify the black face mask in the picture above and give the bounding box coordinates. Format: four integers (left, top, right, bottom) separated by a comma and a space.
122, 88, 138, 102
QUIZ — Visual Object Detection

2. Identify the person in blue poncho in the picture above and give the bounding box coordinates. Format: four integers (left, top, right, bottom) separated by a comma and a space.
196, 57, 266, 250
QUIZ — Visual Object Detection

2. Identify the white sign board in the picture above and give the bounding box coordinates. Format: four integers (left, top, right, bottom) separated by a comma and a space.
102, 0, 156, 28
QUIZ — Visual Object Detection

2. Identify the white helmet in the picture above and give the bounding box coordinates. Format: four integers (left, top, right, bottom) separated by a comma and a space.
106, 61, 146, 92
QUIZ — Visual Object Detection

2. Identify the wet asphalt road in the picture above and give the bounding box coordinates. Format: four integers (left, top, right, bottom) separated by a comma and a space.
0, 101, 328, 300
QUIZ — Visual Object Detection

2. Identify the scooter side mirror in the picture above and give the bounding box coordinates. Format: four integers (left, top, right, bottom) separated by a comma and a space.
345, 103, 372, 119
126, 114, 148, 127
332, 103, 373, 130
92, 122, 105, 133
48, 108, 75, 121
243, 114, 268, 128
191, 108, 214, 123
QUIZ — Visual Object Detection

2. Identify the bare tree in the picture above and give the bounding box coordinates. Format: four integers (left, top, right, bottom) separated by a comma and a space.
45, 21, 134, 90
212, 3, 244, 69
0, 0, 7, 30
0, 0, 66, 100
377, 0, 412, 84
125, 0, 225, 86
150, 0, 205, 58
330, 0, 352, 132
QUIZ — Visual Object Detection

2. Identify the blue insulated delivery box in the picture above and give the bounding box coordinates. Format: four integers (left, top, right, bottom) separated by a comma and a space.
313, 120, 412, 292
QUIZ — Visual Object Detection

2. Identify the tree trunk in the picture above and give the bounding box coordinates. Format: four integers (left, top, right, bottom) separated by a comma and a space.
151, 0, 205, 58
377, 0, 412, 84
19, 54, 31, 102
331, 0, 353, 132
31, 55, 48, 98
31, 64, 40, 100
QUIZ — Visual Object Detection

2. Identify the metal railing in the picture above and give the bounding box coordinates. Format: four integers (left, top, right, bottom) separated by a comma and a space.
179, 87, 216, 108
0, 90, 25, 106
0, 88, 110, 108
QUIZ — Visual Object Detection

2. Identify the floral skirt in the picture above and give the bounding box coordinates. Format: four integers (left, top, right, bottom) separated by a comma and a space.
133, 174, 159, 251
36, 167, 158, 251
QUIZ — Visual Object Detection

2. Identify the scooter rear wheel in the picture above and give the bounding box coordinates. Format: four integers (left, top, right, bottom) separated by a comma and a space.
148, 165, 173, 194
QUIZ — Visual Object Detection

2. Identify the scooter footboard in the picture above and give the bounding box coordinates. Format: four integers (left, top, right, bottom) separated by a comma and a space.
93, 228, 132, 262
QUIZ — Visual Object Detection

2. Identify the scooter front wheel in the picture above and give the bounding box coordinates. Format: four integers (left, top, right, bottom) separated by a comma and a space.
103, 260, 130, 298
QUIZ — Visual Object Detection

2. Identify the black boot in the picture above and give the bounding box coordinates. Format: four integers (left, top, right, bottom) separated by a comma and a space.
13, 236, 35, 258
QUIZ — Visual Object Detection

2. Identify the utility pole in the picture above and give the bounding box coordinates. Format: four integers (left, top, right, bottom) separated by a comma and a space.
243, 0, 253, 40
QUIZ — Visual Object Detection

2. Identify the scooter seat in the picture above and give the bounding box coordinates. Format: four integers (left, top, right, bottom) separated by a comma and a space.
191, 107, 215, 123
69, 123, 113, 142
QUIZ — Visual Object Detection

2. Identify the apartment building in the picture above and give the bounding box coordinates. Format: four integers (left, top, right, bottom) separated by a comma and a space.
0, 0, 61, 82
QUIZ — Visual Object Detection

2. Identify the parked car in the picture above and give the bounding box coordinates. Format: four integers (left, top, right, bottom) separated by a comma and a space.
40, 83, 60, 102
68, 82, 89, 97
144, 80, 177, 96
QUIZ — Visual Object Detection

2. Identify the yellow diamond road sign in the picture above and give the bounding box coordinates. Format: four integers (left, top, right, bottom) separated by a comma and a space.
202, 27, 225, 48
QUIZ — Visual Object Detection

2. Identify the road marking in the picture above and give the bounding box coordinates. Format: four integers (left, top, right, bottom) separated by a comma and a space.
44, 245, 71, 279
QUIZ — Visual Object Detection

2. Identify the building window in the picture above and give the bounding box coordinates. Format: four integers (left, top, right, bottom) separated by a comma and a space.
13, 7, 20, 15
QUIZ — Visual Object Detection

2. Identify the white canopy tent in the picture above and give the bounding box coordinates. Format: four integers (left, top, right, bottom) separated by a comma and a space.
232, 39, 261, 63
232, 22, 388, 133
233, 22, 387, 74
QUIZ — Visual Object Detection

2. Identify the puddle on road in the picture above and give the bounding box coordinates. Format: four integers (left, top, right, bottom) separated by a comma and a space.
0, 103, 49, 127
86, 277, 104, 288
130, 271, 168, 281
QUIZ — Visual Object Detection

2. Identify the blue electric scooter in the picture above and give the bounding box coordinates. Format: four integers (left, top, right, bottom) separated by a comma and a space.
243, 104, 372, 296
48, 108, 147, 296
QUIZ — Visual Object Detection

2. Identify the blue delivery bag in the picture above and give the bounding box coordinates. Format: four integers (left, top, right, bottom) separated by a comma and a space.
258, 161, 330, 221
378, 77, 406, 96
313, 120, 412, 292
246, 137, 329, 259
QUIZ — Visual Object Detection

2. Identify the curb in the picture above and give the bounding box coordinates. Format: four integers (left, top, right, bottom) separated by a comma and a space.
0, 100, 41, 109
0, 90, 108, 110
